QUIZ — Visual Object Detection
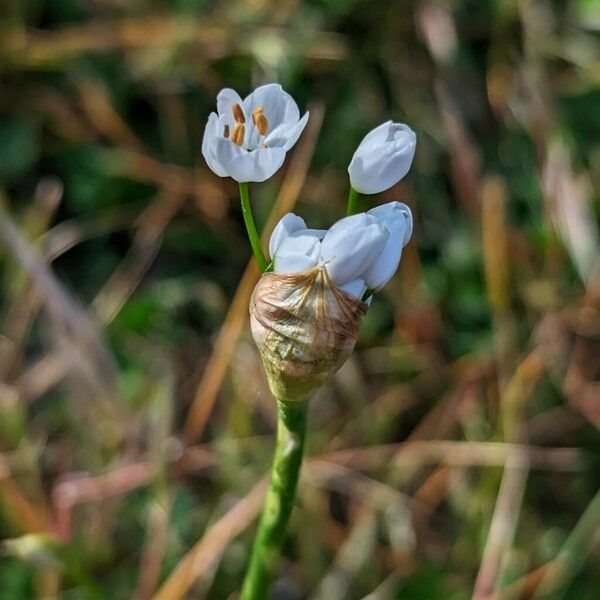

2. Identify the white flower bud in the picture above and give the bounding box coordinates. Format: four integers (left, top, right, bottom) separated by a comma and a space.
269, 213, 307, 258
363, 202, 413, 290
348, 121, 416, 194
269, 202, 412, 296
319, 214, 388, 286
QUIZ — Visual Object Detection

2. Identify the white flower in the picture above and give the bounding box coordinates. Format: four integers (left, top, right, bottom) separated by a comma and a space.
269, 201, 413, 298
348, 121, 416, 194
202, 84, 309, 182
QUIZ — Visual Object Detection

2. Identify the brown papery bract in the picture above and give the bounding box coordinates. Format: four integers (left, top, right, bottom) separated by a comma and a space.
249, 267, 367, 402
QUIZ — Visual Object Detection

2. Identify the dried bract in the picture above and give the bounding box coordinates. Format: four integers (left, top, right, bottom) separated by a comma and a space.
250, 267, 367, 402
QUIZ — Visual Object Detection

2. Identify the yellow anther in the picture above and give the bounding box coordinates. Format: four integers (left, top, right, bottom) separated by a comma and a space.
232, 103, 246, 124
252, 106, 269, 136
255, 114, 269, 136
231, 123, 245, 146
223, 124, 230, 138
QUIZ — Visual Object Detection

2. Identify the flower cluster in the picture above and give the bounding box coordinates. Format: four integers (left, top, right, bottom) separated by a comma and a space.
250, 202, 412, 400
202, 83, 417, 400
269, 201, 412, 300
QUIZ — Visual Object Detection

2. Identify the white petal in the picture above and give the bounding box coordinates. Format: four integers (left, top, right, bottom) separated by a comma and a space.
225, 147, 286, 183
348, 123, 416, 194
352, 120, 393, 153
243, 84, 300, 149
264, 112, 309, 150
213, 136, 244, 174
201, 113, 228, 177
327, 212, 380, 235
321, 222, 388, 285
275, 253, 318, 273
303, 228, 326, 239
276, 232, 321, 262
348, 147, 411, 194
362, 218, 406, 290
216, 88, 245, 128
269, 213, 307, 258
338, 278, 367, 299
368, 201, 413, 247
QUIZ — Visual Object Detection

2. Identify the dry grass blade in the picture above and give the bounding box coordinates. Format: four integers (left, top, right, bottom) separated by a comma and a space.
531, 487, 600, 598
471, 451, 530, 600
305, 460, 412, 511
152, 480, 267, 600
472, 350, 545, 598
183, 103, 325, 443
480, 562, 553, 600
133, 372, 174, 600
319, 440, 582, 472
0, 178, 62, 381
0, 462, 48, 534
75, 77, 145, 152
481, 175, 515, 387
91, 191, 185, 325
2, 18, 347, 67
0, 201, 118, 400
14, 350, 72, 405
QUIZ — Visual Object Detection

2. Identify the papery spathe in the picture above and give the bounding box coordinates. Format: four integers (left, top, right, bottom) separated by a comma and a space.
202, 84, 309, 183
250, 269, 367, 401
348, 121, 416, 194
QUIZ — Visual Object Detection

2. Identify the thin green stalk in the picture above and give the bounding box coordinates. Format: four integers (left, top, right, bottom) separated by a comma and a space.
239, 181, 268, 272
346, 186, 360, 216
240, 399, 308, 600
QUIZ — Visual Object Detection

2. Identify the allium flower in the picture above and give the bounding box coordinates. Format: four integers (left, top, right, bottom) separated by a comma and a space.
348, 121, 416, 194
250, 202, 412, 401
202, 84, 309, 182
270, 201, 413, 295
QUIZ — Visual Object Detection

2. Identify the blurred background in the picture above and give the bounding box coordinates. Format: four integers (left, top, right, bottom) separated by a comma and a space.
0, 0, 599, 598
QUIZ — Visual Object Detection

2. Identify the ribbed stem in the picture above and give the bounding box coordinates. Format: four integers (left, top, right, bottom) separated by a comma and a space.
240, 399, 308, 600
239, 181, 268, 272
346, 186, 360, 216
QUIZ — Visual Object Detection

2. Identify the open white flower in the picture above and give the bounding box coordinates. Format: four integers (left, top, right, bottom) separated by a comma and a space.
269, 201, 413, 297
348, 121, 416, 194
202, 84, 309, 183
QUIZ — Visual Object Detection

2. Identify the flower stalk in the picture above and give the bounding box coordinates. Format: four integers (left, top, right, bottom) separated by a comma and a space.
346, 186, 360, 216
240, 399, 309, 600
239, 182, 268, 272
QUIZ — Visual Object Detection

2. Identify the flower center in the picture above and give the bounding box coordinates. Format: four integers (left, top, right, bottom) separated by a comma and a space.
222, 102, 269, 148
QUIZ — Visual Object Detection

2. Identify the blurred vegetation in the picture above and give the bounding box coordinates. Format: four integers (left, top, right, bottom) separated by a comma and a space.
0, 0, 599, 598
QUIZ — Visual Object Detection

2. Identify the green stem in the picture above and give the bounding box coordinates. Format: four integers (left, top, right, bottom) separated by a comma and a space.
346, 186, 360, 216
240, 399, 308, 600
239, 181, 268, 272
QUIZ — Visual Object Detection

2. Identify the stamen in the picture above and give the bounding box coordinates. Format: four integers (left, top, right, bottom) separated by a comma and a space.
223, 124, 230, 138
232, 103, 246, 124
231, 123, 245, 146
252, 106, 269, 136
